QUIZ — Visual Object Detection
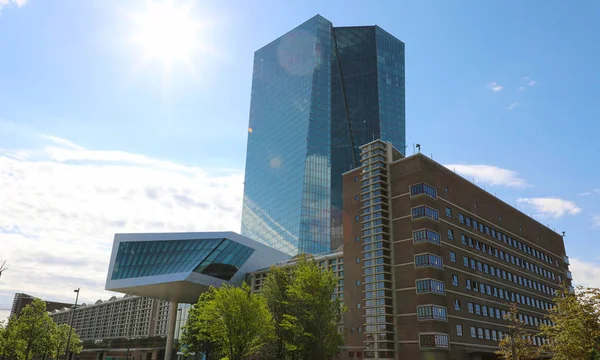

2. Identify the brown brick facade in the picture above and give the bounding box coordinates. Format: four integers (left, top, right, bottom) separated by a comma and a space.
339, 140, 571, 360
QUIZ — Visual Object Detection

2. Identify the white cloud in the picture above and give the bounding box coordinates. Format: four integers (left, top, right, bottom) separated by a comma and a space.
523, 76, 536, 87
579, 189, 600, 197
518, 86, 525, 92
486, 82, 503, 92
0, 136, 243, 316
570, 258, 600, 288
592, 214, 600, 227
517, 197, 581, 218
508, 102, 519, 111
444, 164, 528, 188
0, 0, 27, 9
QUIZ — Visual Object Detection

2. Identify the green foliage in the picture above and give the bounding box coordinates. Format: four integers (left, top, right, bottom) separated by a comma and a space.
0, 316, 26, 360
0, 302, 82, 360
14, 299, 56, 360
52, 324, 82, 360
495, 303, 537, 360
260, 265, 293, 360
182, 283, 274, 360
262, 256, 346, 360
539, 286, 600, 360
181, 291, 222, 360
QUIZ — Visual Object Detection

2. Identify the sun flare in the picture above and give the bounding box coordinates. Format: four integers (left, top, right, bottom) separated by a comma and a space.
131, 0, 203, 71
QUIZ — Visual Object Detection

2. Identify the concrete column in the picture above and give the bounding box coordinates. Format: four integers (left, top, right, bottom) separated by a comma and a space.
165, 302, 178, 360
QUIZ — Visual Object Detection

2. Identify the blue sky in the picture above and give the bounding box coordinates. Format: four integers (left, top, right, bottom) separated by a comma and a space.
1, 0, 599, 317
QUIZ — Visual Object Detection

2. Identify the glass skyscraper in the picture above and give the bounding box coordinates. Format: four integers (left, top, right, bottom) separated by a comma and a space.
241, 15, 405, 255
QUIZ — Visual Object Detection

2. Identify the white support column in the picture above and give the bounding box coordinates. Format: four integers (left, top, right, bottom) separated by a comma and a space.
165, 302, 178, 360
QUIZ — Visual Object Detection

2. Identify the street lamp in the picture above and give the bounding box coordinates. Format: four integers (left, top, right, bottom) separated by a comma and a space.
64, 288, 80, 360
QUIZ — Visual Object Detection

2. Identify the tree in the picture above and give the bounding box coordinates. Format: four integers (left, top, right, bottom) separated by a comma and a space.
0, 261, 7, 278
262, 256, 346, 360
0, 316, 25, 360
180, 291, 222, 360
14, 299, 56, 360
539, 286, 600, 360
51, 324, 82, 360
260, 265, 293, 360
182, 283, 274, 360
496, 303, 537, 360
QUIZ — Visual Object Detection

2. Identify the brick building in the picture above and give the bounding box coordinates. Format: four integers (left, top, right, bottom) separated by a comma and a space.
339, 139, 572, 359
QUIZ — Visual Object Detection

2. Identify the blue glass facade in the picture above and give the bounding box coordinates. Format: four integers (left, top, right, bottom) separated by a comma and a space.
111, 238, 254, 281
242, 15, 405, 255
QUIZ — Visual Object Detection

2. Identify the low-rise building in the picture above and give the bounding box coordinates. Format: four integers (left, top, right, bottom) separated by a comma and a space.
10, 293, 73, 318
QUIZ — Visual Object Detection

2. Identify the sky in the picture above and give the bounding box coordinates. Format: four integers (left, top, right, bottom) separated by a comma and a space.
1, 0, 599, 320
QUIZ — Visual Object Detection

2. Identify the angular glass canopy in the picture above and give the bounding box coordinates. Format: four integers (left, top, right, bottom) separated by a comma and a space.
111, 238, 254, 281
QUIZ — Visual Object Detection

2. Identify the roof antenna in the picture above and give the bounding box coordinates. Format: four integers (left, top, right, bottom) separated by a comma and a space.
562, 231, 566, 238
416, 144, 421, 153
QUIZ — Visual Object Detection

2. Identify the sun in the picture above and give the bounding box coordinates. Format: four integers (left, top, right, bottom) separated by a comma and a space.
131, 0, 204, 72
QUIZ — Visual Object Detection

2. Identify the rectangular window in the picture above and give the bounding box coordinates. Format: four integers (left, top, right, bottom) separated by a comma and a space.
450, 251, 456, 263
456, 324, 463, 337
417, 305, 447, 321
412, 206, 439, 221
468, 303, 474, 313
463, 256, 469, 267
415, 254, 443, 269
454, 299, 461, 311
478, 328, 483, 339
485, 329, 491, 340
466, 217, 472, 227
470, 327, 476, 338
419, 333, 449, 349
445, 207, 452, 218
475, 304, 481, 315
410, 183, 437, 199
461, 234, 466, 245
452, 274, 459, 286
459, 213, 465, 224
416, 279, 445, 295
447, 229, 454, 240
413, 229, 441, 245
466, 279, 471, 289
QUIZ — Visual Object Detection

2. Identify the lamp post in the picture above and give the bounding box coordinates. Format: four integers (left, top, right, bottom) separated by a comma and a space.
64, 288, 80, 360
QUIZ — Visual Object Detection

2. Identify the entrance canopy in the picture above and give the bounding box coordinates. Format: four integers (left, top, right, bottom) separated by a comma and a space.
105, 231, 290, 304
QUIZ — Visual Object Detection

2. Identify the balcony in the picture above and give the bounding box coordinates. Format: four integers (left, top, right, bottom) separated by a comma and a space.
566, 271, 573, 280
563, 255, 570, 265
